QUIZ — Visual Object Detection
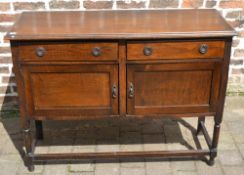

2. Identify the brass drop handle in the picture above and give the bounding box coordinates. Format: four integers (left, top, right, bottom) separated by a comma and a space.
199, 44, 208, 54
36, 47, 46, 57
128, 82, 134, 98
92, 47, 101, 57
112, 84, 117, 98
143, 46, 153, 56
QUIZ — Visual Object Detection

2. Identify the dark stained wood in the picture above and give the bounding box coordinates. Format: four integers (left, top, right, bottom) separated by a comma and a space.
118, 41, 126, 115
127, 41, 225, 60
215, 39, 232, 124
10, 41, 34, 171
127, 62, 221, 115
31, 112, 216, 121
34, 150, 210, 161
21, 64, 119, 118
209, 38, 233, 165
6, 9, 235, 171
199, 121, 212, 149
196, 116, 205, 135
5, 9, 236, 40
19, 42, 118, 61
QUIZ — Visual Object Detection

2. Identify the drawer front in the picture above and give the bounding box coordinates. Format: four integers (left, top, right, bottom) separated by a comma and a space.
127, 62, 221, 115
127, 41, 225, 60
21, 64, 119, 118
19, 42, 118, 61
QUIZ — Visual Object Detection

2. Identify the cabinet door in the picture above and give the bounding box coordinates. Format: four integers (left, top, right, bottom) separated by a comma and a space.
127, 62, 221, 115
22, 64, 118, 119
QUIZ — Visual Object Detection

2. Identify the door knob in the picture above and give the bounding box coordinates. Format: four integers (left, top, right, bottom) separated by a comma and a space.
36, 47, 46, 57
199, 44, 208, 54
92, 47, 101, 57
143, 46, 153, 56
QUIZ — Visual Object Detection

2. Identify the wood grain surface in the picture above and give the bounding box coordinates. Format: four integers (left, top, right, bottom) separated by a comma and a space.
5, 9, 236, 40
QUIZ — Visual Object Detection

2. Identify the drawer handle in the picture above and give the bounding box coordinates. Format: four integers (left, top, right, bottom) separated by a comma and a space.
35, 47, 46, 57
128, 82, 134, 98
92, 47, 101, 57
199, 44, 208, 54
112, 84, 117, 98
143, 46, 153, 56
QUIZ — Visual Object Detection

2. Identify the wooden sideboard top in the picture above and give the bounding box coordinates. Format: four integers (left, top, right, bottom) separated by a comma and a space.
6, 9, 236, 40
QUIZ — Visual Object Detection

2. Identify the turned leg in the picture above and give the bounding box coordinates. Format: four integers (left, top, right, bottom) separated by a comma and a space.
23, 120, 34, 171
206, 39, 231, 166
208, 120, 221, 166
13, 43, 35, 171
35, 120, 43, 140
196, 116, 205, 135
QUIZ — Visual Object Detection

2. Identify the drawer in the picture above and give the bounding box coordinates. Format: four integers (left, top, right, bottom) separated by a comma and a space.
127, 41, 225, 60
18, 42, 118, 61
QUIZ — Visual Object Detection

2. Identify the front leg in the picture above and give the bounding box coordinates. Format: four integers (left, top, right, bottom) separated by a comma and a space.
207, 39, 232, 166
208, 120, 220, 166
23, 120, 34, 171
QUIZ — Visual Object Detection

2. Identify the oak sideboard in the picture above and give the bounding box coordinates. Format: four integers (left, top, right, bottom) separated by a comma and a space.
5, 9, 236, 171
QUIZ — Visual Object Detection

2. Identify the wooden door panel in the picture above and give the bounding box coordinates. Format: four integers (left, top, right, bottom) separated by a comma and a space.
31, 73, 110, 108
22, 64, 118, 118
134, 71, 212, 106
127, 62, 221, 115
